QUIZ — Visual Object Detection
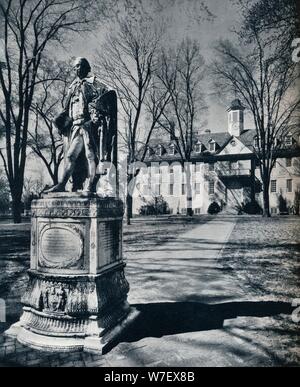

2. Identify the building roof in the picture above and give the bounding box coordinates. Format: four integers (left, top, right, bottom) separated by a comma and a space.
143, 129, 256, 161
141, 128, 300, 162
227, 99, 245, 111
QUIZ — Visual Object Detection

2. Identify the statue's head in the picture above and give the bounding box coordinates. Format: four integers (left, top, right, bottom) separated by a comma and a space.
73, 57, 91, 79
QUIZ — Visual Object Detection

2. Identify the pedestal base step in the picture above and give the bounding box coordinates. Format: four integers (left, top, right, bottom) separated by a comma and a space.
5, 308, 139, 354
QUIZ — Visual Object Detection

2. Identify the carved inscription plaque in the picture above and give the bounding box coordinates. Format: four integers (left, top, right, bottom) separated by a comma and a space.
98, 221, 120, 267
39, 226, 83, 269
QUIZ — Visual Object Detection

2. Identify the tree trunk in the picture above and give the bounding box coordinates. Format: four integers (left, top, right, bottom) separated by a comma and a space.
126, 172, 134, 225
126, 193, 133, 225
186, 162, 193, 216
12, 196, 22, 223
250, 158, 256, 205
262, 182, 271, 217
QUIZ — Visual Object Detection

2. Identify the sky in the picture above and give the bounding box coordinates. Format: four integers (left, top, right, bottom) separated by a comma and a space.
1, 0, 256, 182
54, 0, 255, 132
0, 0, 254, 133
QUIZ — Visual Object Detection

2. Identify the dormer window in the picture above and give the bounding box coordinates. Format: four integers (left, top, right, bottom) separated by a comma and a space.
194, 141, 202, 153
169, 144, 175, 155
147, 147, 152, 158
157, 145, 164, 156
208, 140, 216, 152
285, 134, 292, 146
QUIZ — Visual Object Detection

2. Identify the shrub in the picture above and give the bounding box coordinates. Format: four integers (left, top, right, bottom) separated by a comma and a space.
139, 195, 170, 216
207, 201, 221, 214
0, 171, 10, 214
278, 194, 288, 215
241, 201, 262, 215
294, 190, 300, 215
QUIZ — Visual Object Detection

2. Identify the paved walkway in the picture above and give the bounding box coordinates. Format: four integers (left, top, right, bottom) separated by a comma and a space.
0, 216, 294, 367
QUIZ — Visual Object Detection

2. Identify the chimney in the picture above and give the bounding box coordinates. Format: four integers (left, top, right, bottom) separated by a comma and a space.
227, 99, 245, 137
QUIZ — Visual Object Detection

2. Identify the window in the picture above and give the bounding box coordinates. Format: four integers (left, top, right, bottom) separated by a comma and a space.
271, 180, 277, 193
169, 183, 174, 196
271, 207, 277, 215
169, 145, 175, 155
209, 141, 216, 152
170, 166, 174, 174
182, 184, 186, 195
157, 145, 163, 156
195, 183, 200, 195
155, 184, 161, 196
181, 208, 187, 215
285, 135, 292, 146
286, 158, 292, 167
286, 179, 293, 193
195, 163, 201, 172
208, 163, 215, 171
208, 180, 214, 195
232, 111, 238, 122
194, 208, 201, 215
254, 136, 259, 148
151, 166, 159, 175
195, 142, 202, 153
230, 161, 238, 170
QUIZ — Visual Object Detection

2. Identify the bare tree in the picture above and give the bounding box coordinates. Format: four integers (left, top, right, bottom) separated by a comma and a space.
28, 59, 72, 186
234, 0, 299, 46
157, 39, 207, 216
0, 0, 99, 223
96, 13, 163, 224
0, 168, 10, 214
213, 4, 300, 217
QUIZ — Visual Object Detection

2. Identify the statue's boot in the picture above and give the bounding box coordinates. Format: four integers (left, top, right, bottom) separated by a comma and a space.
44, 182, 66, 194
82, 180, 95, 196
44, 168, 74, 194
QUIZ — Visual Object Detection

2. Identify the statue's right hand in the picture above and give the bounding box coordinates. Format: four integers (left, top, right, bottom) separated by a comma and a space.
53, 111, 73, 135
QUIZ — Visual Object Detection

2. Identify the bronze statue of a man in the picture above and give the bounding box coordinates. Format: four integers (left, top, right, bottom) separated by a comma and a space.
46, 57, 117, 195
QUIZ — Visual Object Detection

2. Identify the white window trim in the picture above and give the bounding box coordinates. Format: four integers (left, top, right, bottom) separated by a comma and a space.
157, 145, 163, 156
270, 180, 277, 193
286, 179, 293, 193
194, 142, 202, 153
209, 140, 216, 152
208, 180, 214, 195
169, 145, 175, 155
286, 158, 292, 167
285, 135, 292, 146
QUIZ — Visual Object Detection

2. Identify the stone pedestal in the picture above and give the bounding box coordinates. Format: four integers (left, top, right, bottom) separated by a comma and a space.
6, 194, 137, 353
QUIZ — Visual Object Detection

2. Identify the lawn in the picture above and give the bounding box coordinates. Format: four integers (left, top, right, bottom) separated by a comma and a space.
0, 214, 299, 366
221, 215, 300, 301
0, 215, 208, 329
220, 215, 300, 366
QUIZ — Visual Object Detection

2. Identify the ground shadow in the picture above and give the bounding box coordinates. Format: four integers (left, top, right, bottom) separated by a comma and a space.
103, 300, 294, 354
